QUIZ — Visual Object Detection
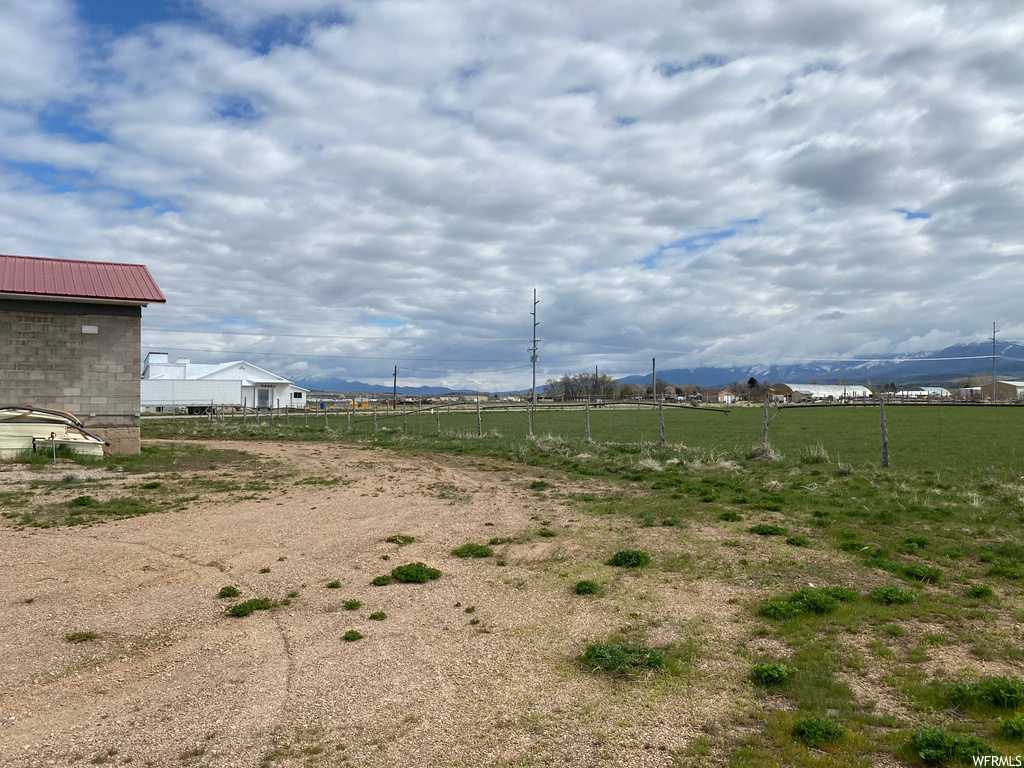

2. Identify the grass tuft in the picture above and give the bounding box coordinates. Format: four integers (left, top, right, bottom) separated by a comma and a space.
65, 631, 98, 643
217, 585, 240, 599
371, 575, 392, 586
607, 550, 651, 568
750, 662, 790, 686
385, 534, 415, 546
792, 716, 844, 746
870, 585, 916, 605
343, 630, 362, 642
581, 643, 664, 674
574, 580, 602, 596
451, 542, 493, 558
910, 728, 995, 765
226, 598, 273, 618
343, 599, 362, 610
391, 562, 442, 583
748, 523, 787, 536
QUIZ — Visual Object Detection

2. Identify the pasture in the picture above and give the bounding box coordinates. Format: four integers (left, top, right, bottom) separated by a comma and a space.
2, 405, 1022, 766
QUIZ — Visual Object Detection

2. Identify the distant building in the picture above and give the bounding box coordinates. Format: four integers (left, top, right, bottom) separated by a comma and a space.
894, 386, 951, 399
992, 380, 1024, 401
0, 253, 165, 454
771, 383, 872, 403
141, 354, 308, 410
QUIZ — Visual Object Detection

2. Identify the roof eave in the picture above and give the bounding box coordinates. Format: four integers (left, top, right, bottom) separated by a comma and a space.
0, 291, 163, 307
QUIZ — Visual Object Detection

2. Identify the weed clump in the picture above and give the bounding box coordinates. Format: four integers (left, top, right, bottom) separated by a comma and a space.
391, 562, 441, 583
574, 580, 602, 596
371, 575, 392, 586
750, 662, 790, 686
910, 728, 995, 765
326, 580, 341, 589
949, 676, 1024, 710
870, 585, 916, 605
65, 631, 98, 643
760, 587, 858, 620
582, 643, 664, 674
749, 524, 787, 536
537, 528, 557, 538
343, 599, 362, 610
226, 598, 273, 618
217, 585, 240, 599
786, 536, 810, 547
343, 630, 362, 642
719, 511, 743, 522
69, 495, 98, 508
607, 550, 651, 568
901, 563, 942, 584
967, 584, 994, 600
451, 543, 493, 558
792, 717, 845, 746
385, 535, 415, 546
369, 611, 386, 621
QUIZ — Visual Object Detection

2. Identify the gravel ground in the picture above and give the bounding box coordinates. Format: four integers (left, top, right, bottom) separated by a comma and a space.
0, 441, 750, 767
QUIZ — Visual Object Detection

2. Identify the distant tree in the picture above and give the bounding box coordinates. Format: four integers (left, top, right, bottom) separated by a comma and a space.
748, 377, 758, 390
883, 382, 898, 393
645, 378, 671, 398
619, 382, 642, 399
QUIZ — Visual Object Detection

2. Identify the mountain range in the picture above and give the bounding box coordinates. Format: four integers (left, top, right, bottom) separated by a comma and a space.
296, 341, 1024, 395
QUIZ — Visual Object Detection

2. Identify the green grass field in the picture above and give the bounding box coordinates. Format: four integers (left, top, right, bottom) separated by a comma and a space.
138, 404, 1024, 767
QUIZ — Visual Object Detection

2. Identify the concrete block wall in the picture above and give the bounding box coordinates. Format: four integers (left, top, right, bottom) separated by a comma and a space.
0, 300, 142, 454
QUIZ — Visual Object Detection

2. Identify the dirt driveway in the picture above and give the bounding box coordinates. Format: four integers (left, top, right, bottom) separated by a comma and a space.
0, 441, 748, 767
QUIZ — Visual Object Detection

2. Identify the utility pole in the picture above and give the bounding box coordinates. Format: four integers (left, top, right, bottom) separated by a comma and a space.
652, 358, 657, 403
992, 321, 999, 402
529, 289, 540, 406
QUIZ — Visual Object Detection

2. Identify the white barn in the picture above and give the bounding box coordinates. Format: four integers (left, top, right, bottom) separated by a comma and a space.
773, 383, 873, 402
141, 353, 308, 410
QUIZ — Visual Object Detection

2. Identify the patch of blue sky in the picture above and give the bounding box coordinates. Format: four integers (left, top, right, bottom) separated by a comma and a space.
38, 105, 107, 144
363, 317, 404, 328
638, 221, 758, 270
227, 317, 249, 326
248, 10, 353, 55
216, 95, 261, 121
4, 161, 94, 194
895, 207, 931, 220
75, 0, 201, 33
614, 116, 638, 127
4, 161, 177, 212
657, 54, 730, 78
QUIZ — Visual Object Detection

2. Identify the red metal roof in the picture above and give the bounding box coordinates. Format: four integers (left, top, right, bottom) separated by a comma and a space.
0, 254, 165, 304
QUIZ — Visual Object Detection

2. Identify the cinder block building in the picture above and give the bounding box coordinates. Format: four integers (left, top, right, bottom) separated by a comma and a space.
0, 254, 165, 454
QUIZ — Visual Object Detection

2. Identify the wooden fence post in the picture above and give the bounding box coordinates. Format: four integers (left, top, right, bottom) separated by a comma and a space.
477, 399, 482, 437
585, 400, 591, 442
373, 401, 378, 432
880, 393, 890, 468
659, 401, 666, 446
527, 404, 533, 437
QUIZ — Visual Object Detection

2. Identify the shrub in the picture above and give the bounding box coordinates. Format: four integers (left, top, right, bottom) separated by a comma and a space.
369, 611, 386, 621
217, 586, 240, 599
537, 528, 557, 538
749, 524, 787, 536
574, 580, 602, 596
910, 728, 995, 765
902, 564, 942, 583
582, 643, 664, 674
69, 495, 98, 507
326, 580, 341, 589
870, 585, 915, 605
226, 598, 273, 618
391, 563, 441, 583
343, 630, 362, 642
750, 662, 790, 686
719, 511, 743, 522
792, 717, 845, 746
371, 575, 391, 586
452, 543, 493, 558
343, 599, 362, 610
385, 535, 415, 546
949, 677, 1024, 710
759, 587, 858, 620
1000, 714, 1024, 741
530, 480, 551, 490
967, 584, 994, 600
65, 631, 98, 643
786, 536, 810, 547
607, 550, 651, 568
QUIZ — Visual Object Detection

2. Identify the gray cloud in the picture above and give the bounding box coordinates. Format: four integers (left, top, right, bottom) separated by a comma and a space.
0, 0, 1022, 388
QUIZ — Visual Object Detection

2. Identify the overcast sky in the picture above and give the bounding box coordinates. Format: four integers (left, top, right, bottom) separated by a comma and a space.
2, 0, 1022, 390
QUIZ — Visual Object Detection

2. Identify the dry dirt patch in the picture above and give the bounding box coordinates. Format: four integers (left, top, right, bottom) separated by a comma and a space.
0, 440, 751, 767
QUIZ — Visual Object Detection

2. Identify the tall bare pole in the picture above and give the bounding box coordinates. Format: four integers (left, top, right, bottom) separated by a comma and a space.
992, 321, 999, 402
652, 358, 657, 402
393, 365, 398, 409
529, 289, 540, 406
